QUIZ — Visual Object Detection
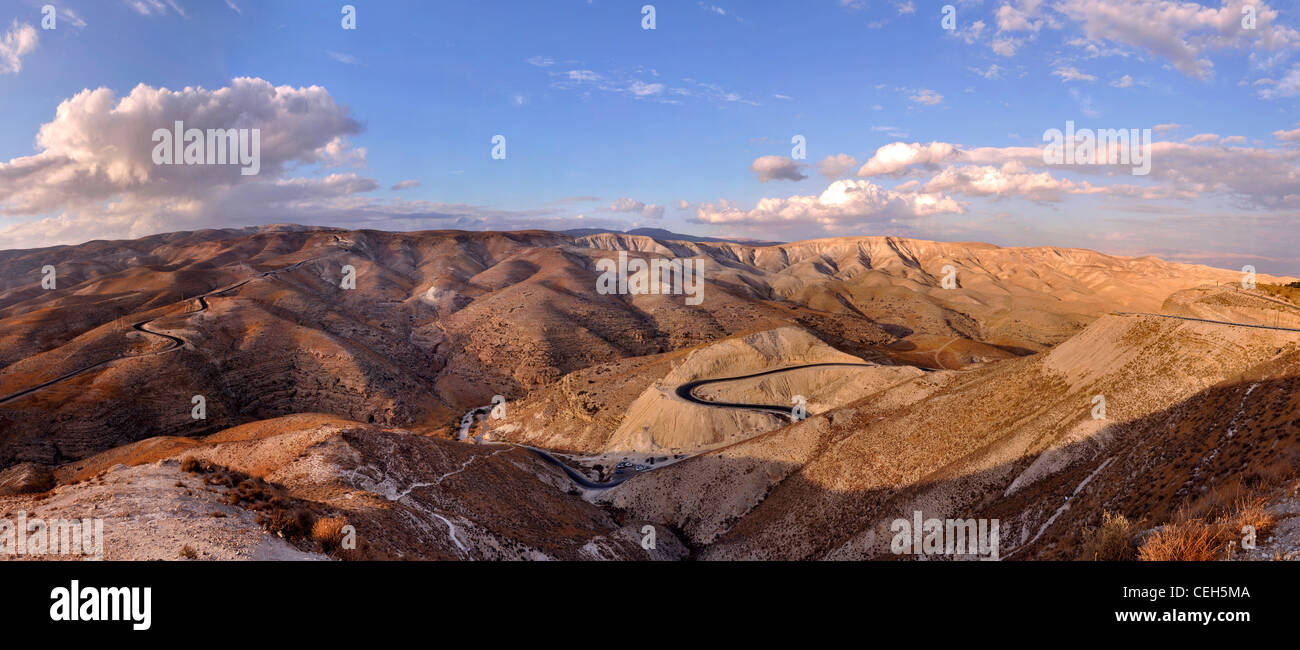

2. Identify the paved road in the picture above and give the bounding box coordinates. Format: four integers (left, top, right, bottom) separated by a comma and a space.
0, 313, 193, 405
523, 446, 638, 489
0, 259, 312, 405
1113, 311, 1300, 333
674, 362, 879, 417
510, 362, 882, 489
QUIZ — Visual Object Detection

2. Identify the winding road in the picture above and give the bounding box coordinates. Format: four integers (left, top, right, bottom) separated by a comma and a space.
1112, 311, 1300, 333
0, 259, 313, 405
521, 299, 1300, 490
674, 362, 879, 417
510, 362, 883, 489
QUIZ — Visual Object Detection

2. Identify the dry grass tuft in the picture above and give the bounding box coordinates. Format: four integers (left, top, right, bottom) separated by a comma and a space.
1138, 518, 1220, 561
1079, 511, 1140, 561
312, 516, 350, 553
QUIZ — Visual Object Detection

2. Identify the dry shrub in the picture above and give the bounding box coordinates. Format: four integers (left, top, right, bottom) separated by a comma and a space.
1142, 495, 1279, 561
1221, 497, 1276, 541
1079, 511, 1140, 561
1139, 518, 1221, 561
179, 545, 198, 560
312, 516, 349, 553
261, 508, 314, 538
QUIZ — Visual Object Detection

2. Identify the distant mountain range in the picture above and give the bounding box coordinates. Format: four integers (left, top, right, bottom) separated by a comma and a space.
562, 227, 782, 246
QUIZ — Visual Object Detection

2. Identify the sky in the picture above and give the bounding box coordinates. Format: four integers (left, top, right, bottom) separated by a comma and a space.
0, 0, 1298, 272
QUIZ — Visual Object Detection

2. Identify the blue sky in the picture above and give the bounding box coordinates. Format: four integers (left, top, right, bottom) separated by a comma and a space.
1, 0, 1299, 272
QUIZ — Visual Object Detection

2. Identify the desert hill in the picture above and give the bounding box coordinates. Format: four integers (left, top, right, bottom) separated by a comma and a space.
2, 226, 1297, 561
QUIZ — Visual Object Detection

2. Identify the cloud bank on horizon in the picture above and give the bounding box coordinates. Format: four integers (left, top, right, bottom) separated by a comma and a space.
0, 0, 1298, 272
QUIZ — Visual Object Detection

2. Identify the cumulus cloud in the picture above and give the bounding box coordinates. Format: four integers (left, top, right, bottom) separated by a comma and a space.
0, 20, 38, 75
1110, 74, 1134, 88
851, 137, 1300, 210
608, 197, 665, 219
750, 155, 808, 182
856, 142, 959, 177
692, 179, 963, 231
0, 78, 363, 216
922, 161, 1105, 202
816, 154, 860, 179
0, 78, 577, 249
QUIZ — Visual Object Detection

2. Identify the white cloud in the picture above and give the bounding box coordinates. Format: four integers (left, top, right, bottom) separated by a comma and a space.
1274, 125, 1300, 142
851, 137, 1300, 210
391, 180, 421, 191
1260, 64, 1300, 98
692, 179, 964, 232
608, 197, 665, 219
0, 20, 38, 75
127, 0, 188, 18
922, 161, 1105, 202
908, 88, 944, 105
1059, 0, 1300, 81
629, 80, 664, 97
750, 155, 808, 182
992, 37, 1020, 57
1052, 66, 1097, 82
857, 142, 959, 177
0, 78, 420, 248
816, 154, 860, 179
996, 1, 1045, 32
327, 51, 359, 65
1110, 74, 1133, 88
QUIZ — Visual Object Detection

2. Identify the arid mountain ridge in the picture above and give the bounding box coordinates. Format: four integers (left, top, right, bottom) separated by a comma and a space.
3, 225, 1298, 561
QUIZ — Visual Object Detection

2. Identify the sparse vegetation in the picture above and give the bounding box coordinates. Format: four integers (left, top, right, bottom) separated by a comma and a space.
261, 507, 315, 538
1138, 518, 1220, 561
1138, 498, 1279, 561
179, 458, 317, 542
1079, 511, 1140, 561
1259, 283, 1300, 305
179, 545, 198, 559
312, 516, 350, 553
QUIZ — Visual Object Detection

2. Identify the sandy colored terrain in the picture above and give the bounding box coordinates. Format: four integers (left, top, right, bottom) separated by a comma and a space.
3, 226, 1298, 561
